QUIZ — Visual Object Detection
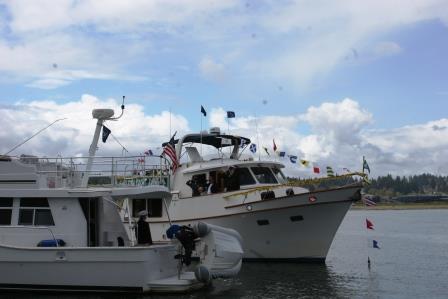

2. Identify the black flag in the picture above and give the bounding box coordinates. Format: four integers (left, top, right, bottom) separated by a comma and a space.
227, 111, 235, 118
201, 105, 207, 117
102, 125, 111, 143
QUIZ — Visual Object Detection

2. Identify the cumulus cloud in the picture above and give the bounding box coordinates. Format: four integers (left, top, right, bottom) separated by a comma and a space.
0, 94, 190, 157
209, 98, 448, 177
1, 96, 448, 177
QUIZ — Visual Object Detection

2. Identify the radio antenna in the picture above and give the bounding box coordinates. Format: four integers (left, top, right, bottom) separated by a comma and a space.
1, 118, 67, 157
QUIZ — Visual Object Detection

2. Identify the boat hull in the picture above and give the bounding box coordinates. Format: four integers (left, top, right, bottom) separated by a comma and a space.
151, 185, 360, 261
0, 244, 201, 293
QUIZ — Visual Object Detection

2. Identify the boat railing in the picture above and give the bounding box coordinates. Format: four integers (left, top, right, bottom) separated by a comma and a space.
11, 155, 171, 189
1, 225, 59, 247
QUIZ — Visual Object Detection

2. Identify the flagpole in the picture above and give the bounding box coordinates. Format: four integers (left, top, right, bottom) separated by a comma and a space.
254, 112, 261, 161
200, 110, 203, 158
169, 107, 172, 139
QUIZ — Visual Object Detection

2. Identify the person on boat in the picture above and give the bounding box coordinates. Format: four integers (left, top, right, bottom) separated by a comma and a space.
206, 176, 218, 194
136, 210, 153, 245
224, 166, 240, 192
186, 177, 202, 196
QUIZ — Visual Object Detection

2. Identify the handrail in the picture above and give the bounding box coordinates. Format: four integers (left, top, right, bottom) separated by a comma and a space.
1, 225, 59, 247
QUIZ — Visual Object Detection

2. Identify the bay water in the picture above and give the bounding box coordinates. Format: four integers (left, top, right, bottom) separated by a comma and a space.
1, 209, 447, 298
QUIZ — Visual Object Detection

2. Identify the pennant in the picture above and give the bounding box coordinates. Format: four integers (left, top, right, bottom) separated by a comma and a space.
227, 111, 235, 118
363, 197, 376, 206
201, 105, 207, 117
144, 149, 153, 156
313, 163, 320, 174
102, 125, 111, 143
366, 218, 374, 230
326, 166, 334, 177
263, 147, 270, 156
250, 143, 257, 153
289, 155, 297, 163
342, 167, 350, 173
300, 159, 310, 167
363, 157, 370, 173
373, 240, 380, 249
278, 151, 286, 157
273, 139, 277, 152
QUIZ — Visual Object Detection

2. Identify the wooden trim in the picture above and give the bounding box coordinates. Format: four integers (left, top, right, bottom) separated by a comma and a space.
224, 183, 361, 209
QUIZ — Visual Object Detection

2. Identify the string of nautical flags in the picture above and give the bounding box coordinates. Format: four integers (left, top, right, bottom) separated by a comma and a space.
245, 139, 366, 177
360, 157, 379, 269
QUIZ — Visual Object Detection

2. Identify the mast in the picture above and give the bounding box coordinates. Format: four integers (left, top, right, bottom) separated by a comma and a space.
81, 97, 125, 187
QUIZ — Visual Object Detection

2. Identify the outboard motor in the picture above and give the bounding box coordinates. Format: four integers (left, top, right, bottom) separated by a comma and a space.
167, 225, 198, 266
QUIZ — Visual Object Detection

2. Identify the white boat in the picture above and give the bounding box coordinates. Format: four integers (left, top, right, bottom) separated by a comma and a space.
142, 128, 363, 262
0, 107, 243, 293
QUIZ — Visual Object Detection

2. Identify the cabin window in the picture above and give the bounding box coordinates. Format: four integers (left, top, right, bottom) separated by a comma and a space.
0, 198, 13, 225
0, 210, 12, 225
251, 167, 278, 184
236, 168, 256, 185
272, 167, 286, 183
132, 198, 163, 218
18, 198, 54, 226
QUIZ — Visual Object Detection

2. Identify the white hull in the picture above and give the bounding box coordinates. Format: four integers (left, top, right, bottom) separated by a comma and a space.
0, 244, 202, 293
150, 185, 360, 261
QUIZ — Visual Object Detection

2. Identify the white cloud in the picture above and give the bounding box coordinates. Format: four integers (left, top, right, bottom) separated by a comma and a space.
0, 94, 190, 157
374, 41, 402, 56
1, 0, 447, 89
1, 96, 448, 177
209, 98, 448, 177
198, 57, 226, 82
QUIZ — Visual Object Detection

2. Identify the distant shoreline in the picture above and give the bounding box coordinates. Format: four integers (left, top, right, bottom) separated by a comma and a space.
351, 202, 448, 210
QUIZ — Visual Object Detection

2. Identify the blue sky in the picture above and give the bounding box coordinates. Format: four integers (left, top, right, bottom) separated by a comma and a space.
0, 0, 447, 177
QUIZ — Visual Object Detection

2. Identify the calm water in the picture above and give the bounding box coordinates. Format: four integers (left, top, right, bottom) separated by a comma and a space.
1, 210, 447, 299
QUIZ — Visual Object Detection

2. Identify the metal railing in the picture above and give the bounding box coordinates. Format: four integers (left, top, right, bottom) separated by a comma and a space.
10, 155, 172, 189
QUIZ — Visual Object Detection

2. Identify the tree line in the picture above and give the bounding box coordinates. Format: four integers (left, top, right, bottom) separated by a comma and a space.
364, 173, 448, 197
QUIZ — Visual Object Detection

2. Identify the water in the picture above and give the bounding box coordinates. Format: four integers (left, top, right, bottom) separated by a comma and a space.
1, 210, 447, 299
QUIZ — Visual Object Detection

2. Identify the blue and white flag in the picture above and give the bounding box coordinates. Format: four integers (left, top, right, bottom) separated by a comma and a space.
250, 144, 257, 153
278, 151, 286, 157
240, 139, 248, 148
289, 155, 297, 163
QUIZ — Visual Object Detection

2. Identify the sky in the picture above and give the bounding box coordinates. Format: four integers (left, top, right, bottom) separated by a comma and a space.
0, 0, 448, 178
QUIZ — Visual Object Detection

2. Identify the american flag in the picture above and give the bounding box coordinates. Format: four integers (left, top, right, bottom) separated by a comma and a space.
163, 133, 179, 172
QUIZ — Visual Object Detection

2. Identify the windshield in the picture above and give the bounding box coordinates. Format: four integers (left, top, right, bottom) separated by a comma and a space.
251, 167, 278, 184
272, 167, 286, 184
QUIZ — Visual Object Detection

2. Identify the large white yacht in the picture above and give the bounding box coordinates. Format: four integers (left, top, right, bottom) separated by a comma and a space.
144, 128, 364, 262
0, 108, 243, 292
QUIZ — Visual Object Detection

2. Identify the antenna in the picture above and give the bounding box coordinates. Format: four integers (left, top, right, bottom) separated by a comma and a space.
1, 118, 67, 157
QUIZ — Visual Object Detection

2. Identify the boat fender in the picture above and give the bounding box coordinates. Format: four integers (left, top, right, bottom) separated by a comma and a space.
193, 222, 211, 238
194, 265, 211, 284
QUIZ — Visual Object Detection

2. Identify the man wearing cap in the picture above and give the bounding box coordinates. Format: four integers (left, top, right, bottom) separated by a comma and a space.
136, 210, 152, 245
